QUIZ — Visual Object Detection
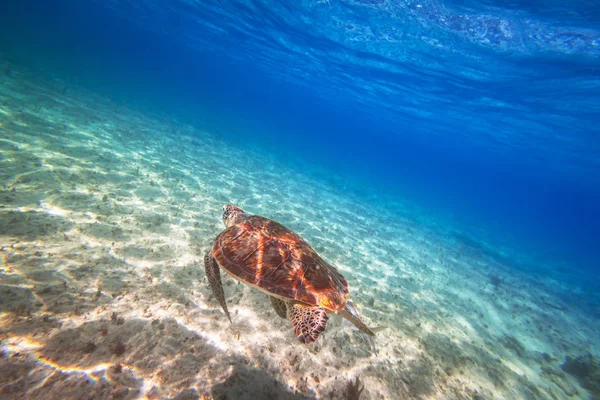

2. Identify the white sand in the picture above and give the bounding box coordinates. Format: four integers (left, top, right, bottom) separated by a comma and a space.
0, 62, 598, 399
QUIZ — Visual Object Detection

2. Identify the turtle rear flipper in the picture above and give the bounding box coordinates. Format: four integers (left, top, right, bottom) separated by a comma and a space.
270, 296, 287, 319
204, 250, 232, 323
289, 303, 328, 344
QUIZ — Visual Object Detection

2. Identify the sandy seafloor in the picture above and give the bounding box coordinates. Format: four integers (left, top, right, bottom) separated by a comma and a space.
0, 63, 599, 400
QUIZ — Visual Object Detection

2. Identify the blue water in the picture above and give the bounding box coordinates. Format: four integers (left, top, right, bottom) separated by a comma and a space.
1, 0, 598, 275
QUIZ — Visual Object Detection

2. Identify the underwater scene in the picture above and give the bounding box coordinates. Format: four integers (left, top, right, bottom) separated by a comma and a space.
0, 1, 599, 399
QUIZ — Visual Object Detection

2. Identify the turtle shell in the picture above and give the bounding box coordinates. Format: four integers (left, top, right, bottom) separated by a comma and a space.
212, 215, 348, 312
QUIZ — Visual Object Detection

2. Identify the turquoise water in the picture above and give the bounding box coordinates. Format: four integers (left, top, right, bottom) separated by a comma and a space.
1, 1, 599, 399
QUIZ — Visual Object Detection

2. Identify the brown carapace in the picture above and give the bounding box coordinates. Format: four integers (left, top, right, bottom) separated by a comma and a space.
204, 205, 375, 344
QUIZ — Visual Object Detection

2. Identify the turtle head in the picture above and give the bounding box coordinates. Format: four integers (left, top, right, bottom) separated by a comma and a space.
222, 204, 247, 227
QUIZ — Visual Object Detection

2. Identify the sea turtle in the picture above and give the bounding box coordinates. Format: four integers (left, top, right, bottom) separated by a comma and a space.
204, 204, 376, 344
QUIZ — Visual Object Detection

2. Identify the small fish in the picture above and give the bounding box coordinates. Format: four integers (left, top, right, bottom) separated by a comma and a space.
342, 301, 387, 356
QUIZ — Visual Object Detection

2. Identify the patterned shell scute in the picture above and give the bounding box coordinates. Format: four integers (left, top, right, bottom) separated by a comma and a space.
212, 215, 348, 311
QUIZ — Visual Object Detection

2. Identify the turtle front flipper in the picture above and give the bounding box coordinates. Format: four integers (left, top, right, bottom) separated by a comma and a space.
270, 296, 287, 319
289, 302, 328, 344
204, 250, 232, 323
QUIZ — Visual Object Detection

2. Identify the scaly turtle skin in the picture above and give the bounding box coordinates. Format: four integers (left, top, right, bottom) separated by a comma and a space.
204, 205, 375, 344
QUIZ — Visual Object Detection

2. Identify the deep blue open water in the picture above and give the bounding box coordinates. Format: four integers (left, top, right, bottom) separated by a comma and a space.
2, 0, 599, 279
1, 0, 599, 319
